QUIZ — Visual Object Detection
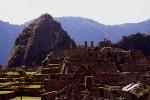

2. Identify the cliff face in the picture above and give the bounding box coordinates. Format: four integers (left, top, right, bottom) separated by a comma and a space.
8, 14, 76, 67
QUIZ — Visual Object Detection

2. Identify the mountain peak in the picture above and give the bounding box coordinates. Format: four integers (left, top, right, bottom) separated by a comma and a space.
7, 14, 76, 67
39, 13, 53, 20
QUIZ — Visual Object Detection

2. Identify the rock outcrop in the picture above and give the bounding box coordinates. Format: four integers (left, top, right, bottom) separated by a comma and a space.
8, 13, 76, 67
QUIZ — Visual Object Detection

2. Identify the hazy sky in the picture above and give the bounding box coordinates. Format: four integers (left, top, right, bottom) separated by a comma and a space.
0, 0, 150, 25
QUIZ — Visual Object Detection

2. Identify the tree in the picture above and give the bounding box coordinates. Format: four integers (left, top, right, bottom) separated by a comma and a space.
15, 67, 33, 100
116, 33, 150, 55
98, 39, 112, 47
6, 68, 33, 100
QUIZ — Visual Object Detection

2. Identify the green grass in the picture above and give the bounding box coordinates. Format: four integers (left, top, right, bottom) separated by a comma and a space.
0, 82, 14, 86
4, 85, 41, 89
0, 91, 13, 94
10, 96, 41, 100
0, 78, 7, 79
42, 67, 59, 70
48, 64, 59, 66
0, 83, 41, 89
7, 72, 36, 75
47, 64, 59, 68
27, 85, 41, 88
0, 82, 42, 85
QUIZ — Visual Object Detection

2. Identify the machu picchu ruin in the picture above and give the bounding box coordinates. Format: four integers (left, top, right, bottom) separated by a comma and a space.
39, 44, 150, 100
1, 43, 150, 100
1, 0, 150, 99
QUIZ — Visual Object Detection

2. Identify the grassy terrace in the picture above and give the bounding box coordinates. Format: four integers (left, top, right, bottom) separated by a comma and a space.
0, 82, 42, 85
0, 82, 14, 86
0, 68, 42, 99
27, 85, 41, 88
7, 72, 36, 75
10, 96, 41, 100
0, 91, 13, 94
1, 85, 41, 89
48, 64, 59, 66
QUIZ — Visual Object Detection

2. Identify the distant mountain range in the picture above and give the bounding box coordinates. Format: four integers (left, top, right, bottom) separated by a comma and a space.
0, 17, 150, 65
56, 17, 150, 43
0, 20, 23, 65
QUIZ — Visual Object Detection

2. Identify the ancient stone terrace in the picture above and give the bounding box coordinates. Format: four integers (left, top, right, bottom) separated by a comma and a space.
41, 46, 150, 100
47, 46, 149, 72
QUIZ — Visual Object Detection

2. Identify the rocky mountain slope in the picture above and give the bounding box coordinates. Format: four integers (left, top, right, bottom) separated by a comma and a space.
7, 14, 76, 67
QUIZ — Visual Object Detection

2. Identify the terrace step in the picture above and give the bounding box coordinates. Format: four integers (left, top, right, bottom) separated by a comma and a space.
0, 84, 41, 91
44, 64, 60, 68
0, 91, 15, 100
41, 67, 60, 74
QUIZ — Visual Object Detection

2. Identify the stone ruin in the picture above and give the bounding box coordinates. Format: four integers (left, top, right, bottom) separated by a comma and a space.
40, 45, 150, 100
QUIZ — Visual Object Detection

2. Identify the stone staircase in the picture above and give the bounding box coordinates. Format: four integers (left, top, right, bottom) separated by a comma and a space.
41, 64, 60, 74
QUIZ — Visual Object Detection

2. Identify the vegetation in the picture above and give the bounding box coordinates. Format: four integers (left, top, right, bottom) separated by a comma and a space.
7, 68, 34, 100
98, 38, 113, 47
0, 67, 42, 100
141, 85, 150, 94
98, 33, 150, 56
116, 33, 150, 55
7, 71, 36, 75
27, 85, 41, 88
0, 91, 13, 94
10, 96, 41, 100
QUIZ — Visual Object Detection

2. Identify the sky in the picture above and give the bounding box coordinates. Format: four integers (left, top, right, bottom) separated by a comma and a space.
0, 0, 150, 25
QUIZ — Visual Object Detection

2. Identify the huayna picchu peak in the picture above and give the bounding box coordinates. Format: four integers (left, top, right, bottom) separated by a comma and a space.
8, 13, 76, 67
